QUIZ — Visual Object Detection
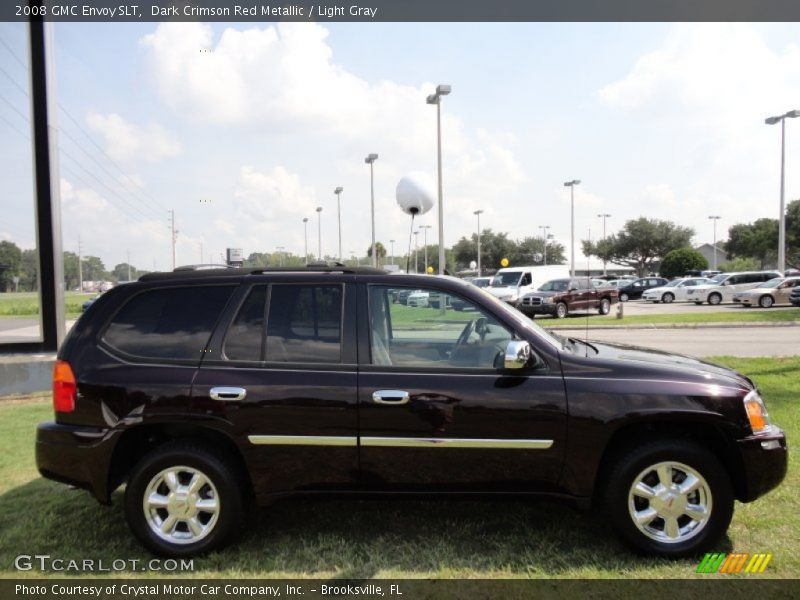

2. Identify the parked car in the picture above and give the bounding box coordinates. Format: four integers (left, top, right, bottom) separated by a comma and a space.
406, 290, 430, 307
518, 277, 619, 319
734, 277, 800, 308
451, 277, 492, 311
487, 265, 570, 306
686, 271, 783, 306
396, 288, 421, 305
37, 266, 787, 558
617, 277, 669, 302
641, 277, 709, 304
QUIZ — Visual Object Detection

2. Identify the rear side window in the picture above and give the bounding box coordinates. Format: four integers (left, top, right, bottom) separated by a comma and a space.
266, 285, 343, 363
103, 286, 234, 360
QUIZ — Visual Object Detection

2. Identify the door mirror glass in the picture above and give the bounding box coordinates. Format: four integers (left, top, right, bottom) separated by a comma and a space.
504, 340, 531, 369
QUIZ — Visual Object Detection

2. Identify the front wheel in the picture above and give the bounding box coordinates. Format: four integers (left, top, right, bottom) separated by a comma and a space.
708, 293, 722, 306
759, 295, 774, 308
125, 441, 246, 557
555, 302, 568, 319
598, 298, 611, 315
603, 440, 734, 557
662, 292, 675, 304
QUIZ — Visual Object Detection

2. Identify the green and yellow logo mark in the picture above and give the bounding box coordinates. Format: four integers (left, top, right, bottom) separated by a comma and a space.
697, 552, 772, 574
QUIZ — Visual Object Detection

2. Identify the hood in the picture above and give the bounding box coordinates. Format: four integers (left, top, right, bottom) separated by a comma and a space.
488, 287, 518, 299
588, 340, 752, 391
526, 290, 559, 298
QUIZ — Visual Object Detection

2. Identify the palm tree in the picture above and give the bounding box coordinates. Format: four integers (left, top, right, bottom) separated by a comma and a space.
367, 242, 387, 267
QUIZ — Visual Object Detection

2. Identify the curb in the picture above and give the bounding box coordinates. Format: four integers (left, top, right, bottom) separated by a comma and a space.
550, 321, 800, 331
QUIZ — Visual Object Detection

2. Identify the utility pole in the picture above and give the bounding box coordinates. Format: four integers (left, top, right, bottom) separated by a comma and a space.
420, 225, 431, 272
413, 230, 419, 273
200, 241, 203, 264
538, 225, 550, 267
390, 239, 395, 269
597, 213, 611, 276
78, 236, 83, 292
334, 187, 343, 262
169, 210, 178, 270
474, 210, 484, 275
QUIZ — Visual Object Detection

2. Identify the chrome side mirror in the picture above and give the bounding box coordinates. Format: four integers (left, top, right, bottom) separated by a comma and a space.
504, 340, 531, 369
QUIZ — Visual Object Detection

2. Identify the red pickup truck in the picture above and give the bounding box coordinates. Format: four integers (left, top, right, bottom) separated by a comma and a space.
518, 277, 619, 319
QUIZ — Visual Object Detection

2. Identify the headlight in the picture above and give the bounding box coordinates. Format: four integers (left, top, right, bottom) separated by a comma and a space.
542, 297, 554, 303
744, 390, 772, 434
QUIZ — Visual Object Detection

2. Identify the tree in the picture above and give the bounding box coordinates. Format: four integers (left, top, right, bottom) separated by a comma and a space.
63, 251, 80, 290
719, 257, 760, 272
243, 252, 271, 268
452, 229, 516, 272
725, 218, 778, 268
19, 248, 38, 292
82, 256, 108, 281
582, 218, 694, 277
0, 240, 22, 291
367, 242, 387, 266
112, 263, 138, 282
659, 247, 708, 278
786, 199, 800, 268
509, 236, 567, 267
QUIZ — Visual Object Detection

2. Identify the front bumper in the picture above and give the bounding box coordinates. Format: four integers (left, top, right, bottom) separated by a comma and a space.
736, 426, 788, 503
36, 422, 117, 504
518, 303, 556, 315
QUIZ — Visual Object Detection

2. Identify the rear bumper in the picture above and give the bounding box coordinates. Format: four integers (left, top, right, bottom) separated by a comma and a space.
736, 426, 788, 503
36, 422, 116, 504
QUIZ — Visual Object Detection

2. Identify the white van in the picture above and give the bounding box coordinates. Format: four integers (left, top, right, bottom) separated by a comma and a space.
487, 265, 571, 305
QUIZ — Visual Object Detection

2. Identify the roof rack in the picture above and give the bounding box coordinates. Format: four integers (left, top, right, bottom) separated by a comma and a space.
138, 264, 387, 282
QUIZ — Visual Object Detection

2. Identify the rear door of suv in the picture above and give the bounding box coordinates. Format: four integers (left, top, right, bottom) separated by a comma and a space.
192, 275, 359, 496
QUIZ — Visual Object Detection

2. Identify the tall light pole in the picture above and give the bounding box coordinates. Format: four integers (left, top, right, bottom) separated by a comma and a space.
420, 225, 431, 272
708, 215, 721, 271
276, 246, 285, 267
597, 213, 611, 276
538, 225, 550, 266
334, 187, 343, 262
365, 154, 378, 267
427, 84, 451, 275
302, 217, 309, 263
473, 209, 484, 275
564, 180, 581, 276
390, 239, 395, 269
315, 206, 323, 260
765, 109, 799, 273
413, 230, 419, 273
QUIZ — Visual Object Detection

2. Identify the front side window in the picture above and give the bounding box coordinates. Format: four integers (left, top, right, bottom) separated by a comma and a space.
266, 284, 342, 363
103, 286, 234, 360
368, 286, 512, 369
224, 286, 267, 361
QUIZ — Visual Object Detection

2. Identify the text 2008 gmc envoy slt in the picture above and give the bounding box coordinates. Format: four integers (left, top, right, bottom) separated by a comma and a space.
36, 266, 787, 557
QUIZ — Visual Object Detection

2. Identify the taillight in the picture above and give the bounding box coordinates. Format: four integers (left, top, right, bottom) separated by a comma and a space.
52, 360, 76, 413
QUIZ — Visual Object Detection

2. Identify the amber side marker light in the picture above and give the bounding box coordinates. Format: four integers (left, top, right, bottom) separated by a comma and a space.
53, 360, 76, 413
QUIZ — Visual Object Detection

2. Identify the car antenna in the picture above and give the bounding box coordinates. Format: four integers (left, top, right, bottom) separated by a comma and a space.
585, 227, 591, 357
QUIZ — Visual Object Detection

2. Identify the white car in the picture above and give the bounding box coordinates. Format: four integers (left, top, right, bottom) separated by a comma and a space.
641, 277, 709, 303
685, 271, 782, 305
406, 291, 430, 307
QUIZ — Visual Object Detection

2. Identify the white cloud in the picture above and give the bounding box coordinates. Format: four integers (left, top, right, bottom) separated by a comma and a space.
86, 112, 182, 164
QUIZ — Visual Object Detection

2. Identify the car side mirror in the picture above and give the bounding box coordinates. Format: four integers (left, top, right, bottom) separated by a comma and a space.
504, 340, 531, 369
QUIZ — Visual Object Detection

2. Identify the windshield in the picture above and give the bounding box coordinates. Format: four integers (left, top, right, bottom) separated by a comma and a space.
708, 274, 727, 284
663, 280, 682, 287
538, 279, 570, 292
492, 271, 522, 287
473, 278, 491, 288
757, 278, 783, 288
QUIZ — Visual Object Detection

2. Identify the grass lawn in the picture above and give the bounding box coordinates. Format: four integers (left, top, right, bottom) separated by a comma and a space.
545, 308, 800, 328
0, 291, 92, 317
0, 357, 796, 579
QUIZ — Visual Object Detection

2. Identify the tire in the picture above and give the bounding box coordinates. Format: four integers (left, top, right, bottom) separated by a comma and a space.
619, 293, 629, 302
555, 302, 568, 319
759, 295, 774, 308
598, 298, 611, 315
125, 441, 246, 557
708, 293, 722, 306
603, 439, 734, 558
662, 292, 675, 304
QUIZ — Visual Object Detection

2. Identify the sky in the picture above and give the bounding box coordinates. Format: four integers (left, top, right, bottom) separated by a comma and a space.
1, 21, 799, 272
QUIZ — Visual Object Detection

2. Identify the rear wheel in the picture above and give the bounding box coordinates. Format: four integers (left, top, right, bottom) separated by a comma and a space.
759, 295, 774, 308
708, 293, 722, 306
603, 439, 733, 557
619, 293, 629, 302
555, 302, 568, 319
598, 298, 611, 315
662, 292, 675, 304
125, 441, 245, 557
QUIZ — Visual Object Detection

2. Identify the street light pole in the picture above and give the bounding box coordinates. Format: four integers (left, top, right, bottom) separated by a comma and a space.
708, 215, 721, 271
303, 217, 309, 263
334, 187, 343, 263
413, 230, 419, 273
390, 239, 395, 269
420, 225, 431, 272
315, 206, 323, 260
473, 209, 483, 275
365, 154, 378, 268
276, 246, 285, 267
564, 180, 581, 277
538, 225, 550, 266
765, 109, 799, 273
427, 84, 451, 275
597, 213, 611, 276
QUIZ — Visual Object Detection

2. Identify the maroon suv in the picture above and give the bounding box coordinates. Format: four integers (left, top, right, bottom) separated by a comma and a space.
36, 267, 787, 558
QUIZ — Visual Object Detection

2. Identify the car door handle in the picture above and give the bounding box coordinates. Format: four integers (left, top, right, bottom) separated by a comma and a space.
372, 390, 410, 405
210, 387, 247, 401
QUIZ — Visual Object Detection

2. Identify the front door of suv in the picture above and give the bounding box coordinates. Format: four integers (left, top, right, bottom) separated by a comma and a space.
192, 278, 359, 497
356, 284, 567, 492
